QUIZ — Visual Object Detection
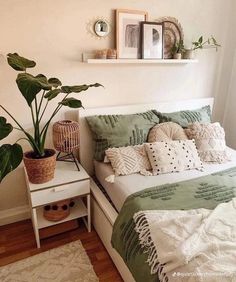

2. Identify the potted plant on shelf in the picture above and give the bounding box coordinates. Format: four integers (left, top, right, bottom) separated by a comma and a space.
183, 36, 221, 59
171, 39, 185, 59
0, 53, 102, 184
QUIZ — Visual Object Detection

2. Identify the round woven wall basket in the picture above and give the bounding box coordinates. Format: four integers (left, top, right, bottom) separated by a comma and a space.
43, 199, 75, 222
23, 149, 56, 184
53, 120, 80, 153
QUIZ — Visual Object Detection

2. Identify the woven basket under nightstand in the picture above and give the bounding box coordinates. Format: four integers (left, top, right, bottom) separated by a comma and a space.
43, 199, 71, 222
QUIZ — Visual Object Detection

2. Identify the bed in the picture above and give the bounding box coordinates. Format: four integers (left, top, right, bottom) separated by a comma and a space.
79, 98, 236, 281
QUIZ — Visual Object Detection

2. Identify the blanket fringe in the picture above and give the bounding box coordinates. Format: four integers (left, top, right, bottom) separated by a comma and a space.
133, 212, 168, 281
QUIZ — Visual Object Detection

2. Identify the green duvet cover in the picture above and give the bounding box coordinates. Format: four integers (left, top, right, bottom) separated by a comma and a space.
111, 167, 236, 282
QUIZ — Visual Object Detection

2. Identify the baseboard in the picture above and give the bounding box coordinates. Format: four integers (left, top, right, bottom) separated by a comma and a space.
0, 205, 30, 226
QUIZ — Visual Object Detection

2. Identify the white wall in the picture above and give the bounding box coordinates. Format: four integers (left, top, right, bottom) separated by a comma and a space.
213, 0, 236, 123
220, 1, 236, 148
0, 0, 233, 221
221, 0, 236, 148
223, 50, 236, 148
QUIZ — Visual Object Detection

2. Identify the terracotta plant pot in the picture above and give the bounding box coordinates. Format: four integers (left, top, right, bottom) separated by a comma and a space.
23, 149, 56, 184
183, 49, 195, 59
173, 53, 182, 59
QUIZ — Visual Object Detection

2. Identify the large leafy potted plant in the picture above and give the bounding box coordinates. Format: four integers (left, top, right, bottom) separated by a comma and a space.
0, 53, 102, 184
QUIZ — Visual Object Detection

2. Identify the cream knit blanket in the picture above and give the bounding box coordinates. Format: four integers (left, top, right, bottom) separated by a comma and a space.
134, 199, 236, 282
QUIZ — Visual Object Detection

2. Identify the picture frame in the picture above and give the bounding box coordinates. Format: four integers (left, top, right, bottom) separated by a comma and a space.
116, 9, 148, 59
141, 22, 164, 59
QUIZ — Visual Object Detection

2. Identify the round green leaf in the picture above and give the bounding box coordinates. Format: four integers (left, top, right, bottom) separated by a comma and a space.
0, 144, 23, 182
44, 89, 61, 101
61, 83, 103, 94
7, 53, 36, 71
36, 74, 52, 90
16, 73, 52, 106
0, 117, 13, 140
59, 98, 83, 108
48, 78, 62, 88
61, 85, 89, 94
92, 83, 104, 88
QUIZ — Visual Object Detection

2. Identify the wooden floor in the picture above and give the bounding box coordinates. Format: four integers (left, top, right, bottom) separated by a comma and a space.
0, 219, 123, 282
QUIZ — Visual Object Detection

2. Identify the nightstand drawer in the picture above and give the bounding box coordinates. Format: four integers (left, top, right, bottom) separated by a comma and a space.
31, 180, 90, 207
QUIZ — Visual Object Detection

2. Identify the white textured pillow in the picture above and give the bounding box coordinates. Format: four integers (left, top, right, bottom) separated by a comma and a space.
145, 140, 203, 175
105, 145, 152, 177
185, 122, 230, 163
148, 122, 188, 142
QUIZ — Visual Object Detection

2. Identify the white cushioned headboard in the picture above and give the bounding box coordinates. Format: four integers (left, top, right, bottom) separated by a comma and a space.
79, 98, 214, 175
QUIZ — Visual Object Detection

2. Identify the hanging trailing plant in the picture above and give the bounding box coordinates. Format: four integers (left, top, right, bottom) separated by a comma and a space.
192, 36, 221, 51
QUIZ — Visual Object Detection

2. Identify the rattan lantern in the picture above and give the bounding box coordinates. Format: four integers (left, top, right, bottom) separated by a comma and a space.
53, 120, 80, 170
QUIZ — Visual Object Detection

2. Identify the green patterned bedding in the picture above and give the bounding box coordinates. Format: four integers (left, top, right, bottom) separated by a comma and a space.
153, 105, 211, 128
86, 111, 159, 161
111, 167, 236, 282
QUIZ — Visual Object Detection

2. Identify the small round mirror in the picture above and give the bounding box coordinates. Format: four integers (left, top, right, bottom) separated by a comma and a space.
94, 20, 110, 37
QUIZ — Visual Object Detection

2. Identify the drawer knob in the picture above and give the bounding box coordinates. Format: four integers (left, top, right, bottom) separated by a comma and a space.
53, 187, 66, 193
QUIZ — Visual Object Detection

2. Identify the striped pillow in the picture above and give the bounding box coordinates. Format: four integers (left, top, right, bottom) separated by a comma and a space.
105, 145, 152, 176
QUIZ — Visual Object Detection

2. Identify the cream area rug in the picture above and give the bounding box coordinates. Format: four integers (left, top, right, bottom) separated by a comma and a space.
0, 240, 99, 282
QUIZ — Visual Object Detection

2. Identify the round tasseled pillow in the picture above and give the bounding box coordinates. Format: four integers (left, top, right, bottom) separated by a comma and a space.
148, 122, 188, 142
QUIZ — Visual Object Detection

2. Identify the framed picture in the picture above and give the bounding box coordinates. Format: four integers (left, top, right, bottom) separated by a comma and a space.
116, 9, 148, 59
141, 22, 164, 59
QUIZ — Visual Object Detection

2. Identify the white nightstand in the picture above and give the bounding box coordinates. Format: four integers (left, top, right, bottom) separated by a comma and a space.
25, 161, 91, 248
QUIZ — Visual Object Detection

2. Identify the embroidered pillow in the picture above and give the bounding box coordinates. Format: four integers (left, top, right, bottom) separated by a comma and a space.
153, 105, 211, 128
145, 140, 203, 175
86, 111, 159, 161
148, 122, 188, 142
105, 145, 152, 177
185, 122, 230, 163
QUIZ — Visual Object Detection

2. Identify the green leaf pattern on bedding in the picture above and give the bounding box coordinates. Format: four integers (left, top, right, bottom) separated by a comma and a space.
154, 105, 211, 128
86, 111, 159, 161
111, 167, 236, 282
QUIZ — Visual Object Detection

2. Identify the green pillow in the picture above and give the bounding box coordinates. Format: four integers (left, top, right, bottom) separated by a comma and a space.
86, 111, 159, 161
154, 105, 211, 128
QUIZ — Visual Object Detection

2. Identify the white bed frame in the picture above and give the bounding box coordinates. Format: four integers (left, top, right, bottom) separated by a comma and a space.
79, 98, 214, 282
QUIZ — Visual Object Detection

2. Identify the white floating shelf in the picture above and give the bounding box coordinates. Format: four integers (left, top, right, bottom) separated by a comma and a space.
37, 198, 87, 229
85, 59, 198, 64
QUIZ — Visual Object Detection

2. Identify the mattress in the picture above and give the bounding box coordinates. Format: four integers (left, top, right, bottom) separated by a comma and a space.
94, 147, 236, 212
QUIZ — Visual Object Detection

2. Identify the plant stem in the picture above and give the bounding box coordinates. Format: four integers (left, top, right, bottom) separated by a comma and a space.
13, 127, 22, 131
34, 97, 41, 153
39, 93, 68, 152
39, 104, 61, 150
34, 97, 38, 115
40, 104, 60, 137
30, 105, 36, 127
0, 105, 25, 132
15, 137, 31, 144
0, 104, 41, 154
38, 90, 45, 115
39, 100, 49, 123
40, 93, 69, 137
